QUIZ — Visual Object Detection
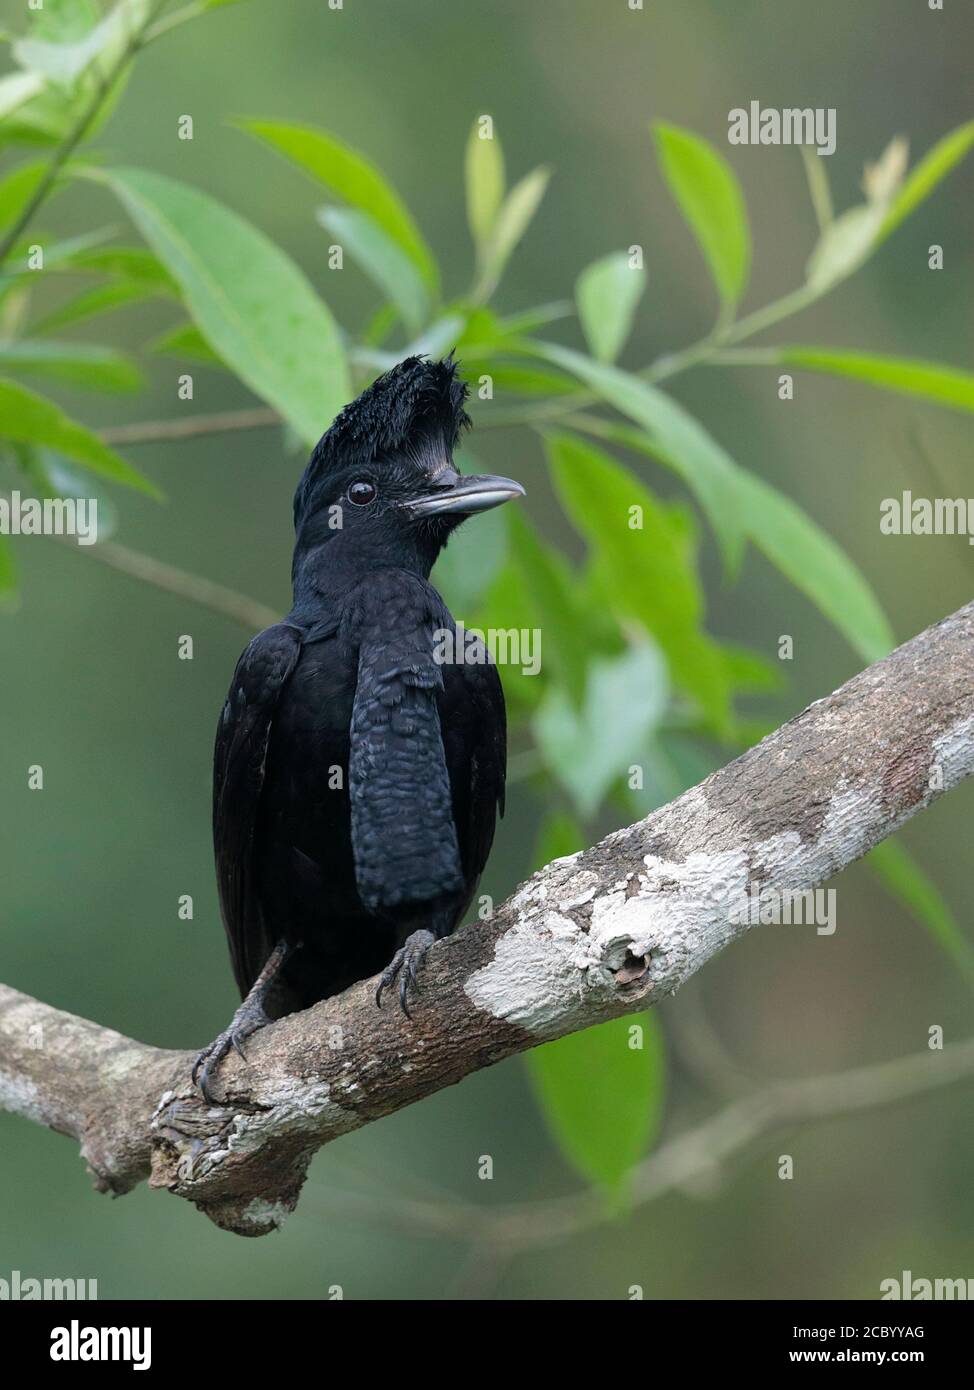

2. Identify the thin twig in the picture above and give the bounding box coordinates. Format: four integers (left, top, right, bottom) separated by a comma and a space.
73, 536, 280, 631
1, 491, 280, 631
801, 145, 835, 232
98, 406, 281, 447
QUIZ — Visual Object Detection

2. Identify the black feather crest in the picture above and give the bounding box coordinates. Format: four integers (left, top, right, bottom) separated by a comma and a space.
294, 355, 470, 523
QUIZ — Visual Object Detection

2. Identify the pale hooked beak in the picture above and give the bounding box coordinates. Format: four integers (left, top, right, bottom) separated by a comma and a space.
399, 468, 525, 518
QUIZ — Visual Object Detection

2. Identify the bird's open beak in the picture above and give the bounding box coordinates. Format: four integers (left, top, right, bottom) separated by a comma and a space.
400, 468, 525, 518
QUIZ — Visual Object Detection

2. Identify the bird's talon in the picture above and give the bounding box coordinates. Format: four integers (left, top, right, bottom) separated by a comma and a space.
375, 930, 435, 1019
192, 1000, 270, 1101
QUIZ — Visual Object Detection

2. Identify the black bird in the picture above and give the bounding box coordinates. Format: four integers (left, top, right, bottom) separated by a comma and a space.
194, 356, 523, 1100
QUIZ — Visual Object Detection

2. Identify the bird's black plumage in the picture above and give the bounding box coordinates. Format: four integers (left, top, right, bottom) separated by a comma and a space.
196, 356, 522, 1097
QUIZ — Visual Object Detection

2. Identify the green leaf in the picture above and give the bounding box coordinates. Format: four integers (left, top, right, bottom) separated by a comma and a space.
13, 0, 150, 86
99, 167, 349, 444
66, 245, 175, 286
472, 166, 551, 303
357, 313, 467, 374
477, 361, 578, 397
802, 131, 951, 292
507, 506, 590, 707
575, 251, 646, 363
148, 320, 225, 366
0, 1, 139, 149
653, 122, 750, 312
239, 119, 438, 291
736, 470, 893, 663
0, 340, 141, 392
0, 284, 30, 337
862, 137, 909, 206
545, 431, 733, 731
0, 160, 48, 232
0, 73, 45, 122
776, 347, 974, 414
465, 119, 505, 254
360, 302, 398, 349
316, 205, 428, 334
879, 121, 974, 243
497, 300, 574, 336
534, 341, 747, 569
528, 1011, 665, 1198
534, 641, 669, 819
31, 245, 177, 332
25, 0, 102, 43
722, 642, 785, 695
32, 279, 158, 335
0, 534, 17, 601
868, 840, 974, 989
1, 227, 117, 285
20, 447, 120, 542
403, 313, 467, 360
470, 555, 544, 713
0, 377, 159, 496
545, 377, 893, 664
805, 202, 886, 292
431, 451, 508, 613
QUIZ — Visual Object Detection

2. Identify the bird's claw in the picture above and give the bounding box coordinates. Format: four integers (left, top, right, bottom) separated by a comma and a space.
375, 929, 436, 1018
192, 1004, 270, 1103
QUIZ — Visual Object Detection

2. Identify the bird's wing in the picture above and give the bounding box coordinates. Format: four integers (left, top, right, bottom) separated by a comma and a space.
344, 572, 465, 913
213, 622, 302, 996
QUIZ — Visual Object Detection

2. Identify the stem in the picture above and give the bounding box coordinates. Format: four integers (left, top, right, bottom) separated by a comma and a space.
707, 347, 784, 368
76, 536, 280, 631
471, 393, 595, 429
99, 406, 281, 447
0, 0, 168, 266
640, 283, 823, 387
644, 331, 722, 384
720, 282, 822, 346
801, 145, 834, 232
143, 1, 206, 44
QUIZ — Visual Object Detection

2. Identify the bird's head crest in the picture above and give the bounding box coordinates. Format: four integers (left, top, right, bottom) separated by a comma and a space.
293, 354, 470, 527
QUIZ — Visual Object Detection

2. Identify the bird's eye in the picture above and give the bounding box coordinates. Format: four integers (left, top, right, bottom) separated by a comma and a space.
347, 480, 377, 507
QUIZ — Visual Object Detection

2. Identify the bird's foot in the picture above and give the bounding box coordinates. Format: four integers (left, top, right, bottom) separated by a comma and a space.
375, 929, 436, 1018
192, 996, 271, 1104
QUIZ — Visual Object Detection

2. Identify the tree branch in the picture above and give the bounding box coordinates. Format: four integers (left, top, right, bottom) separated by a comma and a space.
71, 536, 280, 631
97, 406, 281, 447
2, 601, 973, 1237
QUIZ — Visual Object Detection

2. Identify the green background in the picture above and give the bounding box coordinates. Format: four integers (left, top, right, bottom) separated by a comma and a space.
1, 0, 972, 1299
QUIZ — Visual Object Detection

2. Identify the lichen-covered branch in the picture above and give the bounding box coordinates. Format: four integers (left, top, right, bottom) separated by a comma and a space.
1, 601, 973, 1237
